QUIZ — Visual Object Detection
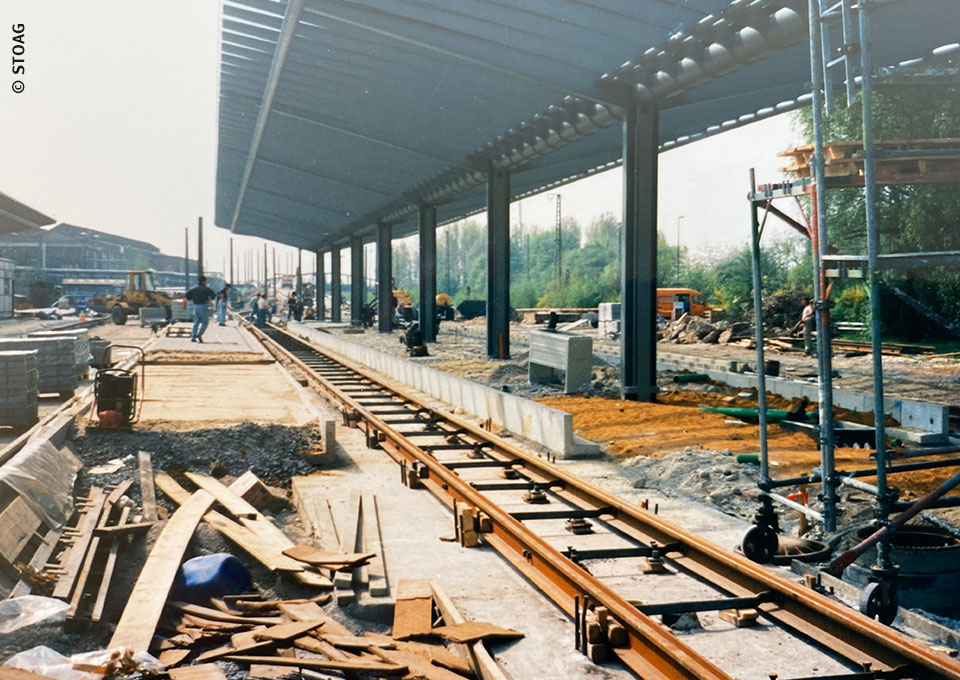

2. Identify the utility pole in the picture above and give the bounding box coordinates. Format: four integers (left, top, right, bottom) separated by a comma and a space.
445, 230, 451, 294
229, 238, 234, 286
197, 217, 204, 279
184, 227, 190, 293
272, 247, 277, 298
549, 194, 562, 281
676, 215, 685, 285
262, 243, 267, 294
297, 248, 303, 296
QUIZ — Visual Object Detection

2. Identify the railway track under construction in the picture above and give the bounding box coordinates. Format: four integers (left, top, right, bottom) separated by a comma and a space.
252, 322, 960, 680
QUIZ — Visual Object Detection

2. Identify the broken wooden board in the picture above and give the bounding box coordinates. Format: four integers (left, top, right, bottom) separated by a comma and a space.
431, 622, 524, 644
168, 664, 228, 680
9, 527, 62, 598
393, 579, 434, 640
169, 602, 283, 627
282, 544, 373, 569
431, 580, 509, 680
368, 647, 467, 680
334, 491, 361, 604
0, 495, 45, 577
235, 594, 330, 613
231, 471, 289, 513
137, 451, 158, 522
362, 493, 389, 597
254, 620, 324, 641
222, 655, 408, 676
156, 473, 330, 585
90, 504, 133, 623
290, 476, 339, 549
51, 487, 107, 601
278, 601, 352, 636
108, 489, 216, 651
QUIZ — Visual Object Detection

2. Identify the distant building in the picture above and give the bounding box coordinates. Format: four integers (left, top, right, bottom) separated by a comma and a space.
0, 223, 197, 305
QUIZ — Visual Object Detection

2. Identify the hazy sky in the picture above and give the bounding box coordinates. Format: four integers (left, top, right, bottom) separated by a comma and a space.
0, 1, 805, 280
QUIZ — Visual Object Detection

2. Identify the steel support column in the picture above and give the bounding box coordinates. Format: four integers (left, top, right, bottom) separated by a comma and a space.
620, 99, 658, 401
330, 247, 341, 323
486, 168, 510, 359
419, 202, 438, 342
377, 222, 392, 333
351, 236, 364, 326
315, 249, 324, 320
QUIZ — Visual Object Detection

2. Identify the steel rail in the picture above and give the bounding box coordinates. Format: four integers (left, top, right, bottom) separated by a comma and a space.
253, 322, 960, 680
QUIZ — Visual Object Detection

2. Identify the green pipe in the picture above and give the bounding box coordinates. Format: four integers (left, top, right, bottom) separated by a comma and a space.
736, 453, 760, 465
698, 405, 814, 423
673, 373, 710, 384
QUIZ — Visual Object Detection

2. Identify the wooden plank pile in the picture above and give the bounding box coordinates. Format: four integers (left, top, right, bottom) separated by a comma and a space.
778, 138, 960, 179
291, 478, 390, 606
142, 579, 518, 680
17, 469, 154, 628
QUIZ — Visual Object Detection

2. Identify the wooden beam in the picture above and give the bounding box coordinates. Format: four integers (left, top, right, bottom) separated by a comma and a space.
52, 487, 107, 601
431, 581, 511, 680
363, 493, 389, 597
137, 451, 158, 522
109, 489, 217, 651
334, 491, 361, 604
393, 579, 433, 640
90, 505, 133, 623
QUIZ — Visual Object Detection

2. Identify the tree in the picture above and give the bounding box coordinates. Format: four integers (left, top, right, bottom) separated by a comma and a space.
794, 81, 960, 337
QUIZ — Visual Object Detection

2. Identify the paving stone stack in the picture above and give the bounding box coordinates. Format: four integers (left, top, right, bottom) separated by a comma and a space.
0, 350, 39, 429
0, 337, 78, 397
89, 337, 111, 368
27, 329, 92, 379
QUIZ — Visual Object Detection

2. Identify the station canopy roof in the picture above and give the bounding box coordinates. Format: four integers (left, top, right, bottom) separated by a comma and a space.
215, 0, 960, 250
0, 190, 54, 236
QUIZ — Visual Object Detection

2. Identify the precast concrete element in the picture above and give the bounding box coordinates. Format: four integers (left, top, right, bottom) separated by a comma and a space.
0, 350, 39, 428
289, 322, 599, 458
528, 329, 593, 393
27, 329, 92, 379
320, 416, 336, 455
137, 307, 167, 327
0, 337, 77, 396
656, 350, 949, 441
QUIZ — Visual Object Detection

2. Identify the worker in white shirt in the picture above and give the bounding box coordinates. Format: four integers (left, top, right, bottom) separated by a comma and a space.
801, 297, 816, 356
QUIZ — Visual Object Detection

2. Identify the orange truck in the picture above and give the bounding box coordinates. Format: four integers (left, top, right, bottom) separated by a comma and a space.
656, 288, 710, 319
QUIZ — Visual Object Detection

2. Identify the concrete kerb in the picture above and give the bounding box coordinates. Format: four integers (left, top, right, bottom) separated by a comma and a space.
288, 322, 600, 459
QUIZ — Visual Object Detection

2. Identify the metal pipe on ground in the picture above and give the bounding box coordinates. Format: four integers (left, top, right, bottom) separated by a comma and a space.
828, 469, 960, 576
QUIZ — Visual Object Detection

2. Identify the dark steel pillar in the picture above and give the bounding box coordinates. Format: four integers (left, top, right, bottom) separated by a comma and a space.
419, 202, 438, 342
377, 223, 392, 333
330, 246, 341, 323
486, 168, 510, 359
351, 236, 364, 325
620, 98, 658, 401
315, 249, 324, 320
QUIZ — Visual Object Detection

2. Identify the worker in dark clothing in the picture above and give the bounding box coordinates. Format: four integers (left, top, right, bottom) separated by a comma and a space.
185, 275, 216, 343
216, 284, 231, 326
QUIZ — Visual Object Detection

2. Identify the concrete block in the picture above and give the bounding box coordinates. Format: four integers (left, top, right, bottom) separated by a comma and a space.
529, 330, 592, 394
319, 416, 336, 453
900, 400, 949, 435
598, 302, 620, 322
138, 306, 167, 326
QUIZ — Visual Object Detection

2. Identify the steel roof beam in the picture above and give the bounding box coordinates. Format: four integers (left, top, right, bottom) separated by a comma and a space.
300, 4, 617, 107
228, 0, 306, 234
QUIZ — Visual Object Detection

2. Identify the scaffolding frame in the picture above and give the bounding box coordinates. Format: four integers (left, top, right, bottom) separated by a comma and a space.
742, 0, 960, 621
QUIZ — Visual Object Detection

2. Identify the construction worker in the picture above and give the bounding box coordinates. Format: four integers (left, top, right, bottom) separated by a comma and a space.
256, 292, 270, 328
186, 275, 216, 343
216, 284, 231, 326
801, 297, 816, 356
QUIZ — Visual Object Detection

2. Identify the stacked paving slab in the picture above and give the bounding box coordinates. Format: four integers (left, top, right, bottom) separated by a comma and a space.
0, 337, 78, 397
27, 329, 92, 379
0, 350, 39, 428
